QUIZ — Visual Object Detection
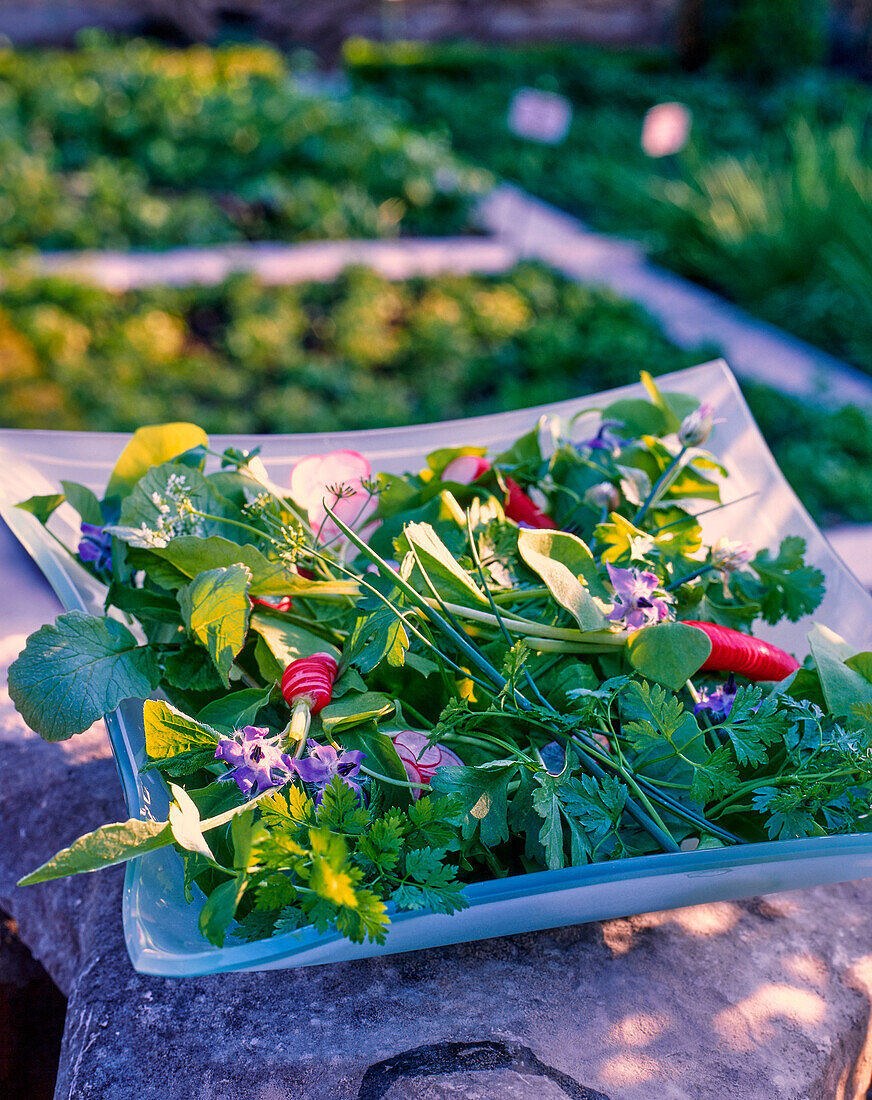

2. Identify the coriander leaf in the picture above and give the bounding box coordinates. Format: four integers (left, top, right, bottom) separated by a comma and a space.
178, 563, 252, 686
716, 687, 787, 767
531, 773, 567, 870
748, 537, 825, 624
561, 773, 628, 844
430, 763, 516, 847
254, 873, 298, 912
688, 746, 739, 804
751, 786, 818, 841
8, 611, 160, 741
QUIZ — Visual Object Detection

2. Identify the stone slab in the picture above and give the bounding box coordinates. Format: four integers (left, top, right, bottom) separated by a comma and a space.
4, 520, 872, 1098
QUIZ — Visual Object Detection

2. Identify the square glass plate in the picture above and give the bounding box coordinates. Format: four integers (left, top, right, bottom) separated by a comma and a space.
3, 359, 872, 977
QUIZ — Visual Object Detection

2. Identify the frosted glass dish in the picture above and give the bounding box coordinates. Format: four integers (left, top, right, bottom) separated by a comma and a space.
2, 359, 872, 977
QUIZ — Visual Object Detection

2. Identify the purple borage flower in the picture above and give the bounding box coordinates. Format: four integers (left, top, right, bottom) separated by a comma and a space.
77, 523, 113, 572
694, 674, 738, 721
214, 726, 295, 797
294, 743, 366, 806
577, 419, 629, 454
606, 562, 673, 632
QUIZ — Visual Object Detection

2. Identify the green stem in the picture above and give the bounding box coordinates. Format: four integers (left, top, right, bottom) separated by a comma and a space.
631, 446, 687, 526
359, 765, 428, 790
491, 587, 551, 604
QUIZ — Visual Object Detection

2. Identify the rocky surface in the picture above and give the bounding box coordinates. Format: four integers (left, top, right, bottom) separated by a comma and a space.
4, 521, 872, 1100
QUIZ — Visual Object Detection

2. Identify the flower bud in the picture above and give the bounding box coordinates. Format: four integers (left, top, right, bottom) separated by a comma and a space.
678, 402, 715, 447
584, 482, 620, 512
710, 536, 752, 575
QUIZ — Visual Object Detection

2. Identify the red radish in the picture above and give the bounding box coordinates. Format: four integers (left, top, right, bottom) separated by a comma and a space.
442, 454, 490, 484
281, 653, 338, 715
393, 730, 463, 800
439, 454, 553, 528
281, 652, 339, 748
684, 621, 799, 682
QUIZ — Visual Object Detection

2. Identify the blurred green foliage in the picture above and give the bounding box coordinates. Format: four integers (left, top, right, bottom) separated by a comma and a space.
0, 263, 706, 433
346, 40, 872, 374
1, 260, 870, 525
0, 33, 489, 249
692, 0, 828, 82
649, 123, 872, 374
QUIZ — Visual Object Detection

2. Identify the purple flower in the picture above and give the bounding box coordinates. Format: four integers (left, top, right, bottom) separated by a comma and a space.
214, 725, 295, 797
606, 562, 673, 632
294, 743, 366, 805
578, 419, 628, 454
78, 523, 113, 572
694, 674, 738, 721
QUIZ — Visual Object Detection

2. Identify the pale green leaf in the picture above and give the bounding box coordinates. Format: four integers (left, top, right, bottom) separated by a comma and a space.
249, 611, 339, 669
107, 422, 208, 497
60, 481, 103, 526
808, 624, 872, 718
149, 535, 306, 596
143, 698, 220, 759
195, 686, 273, 733
168, 783, 216, 861
627, 621, 712, 691
178, 564, 252, 686
320, 692, 396, 733
398, 521, 488, 607
517, 528, 608, 630
15, 493, 66, 525
18, 819, 171, 885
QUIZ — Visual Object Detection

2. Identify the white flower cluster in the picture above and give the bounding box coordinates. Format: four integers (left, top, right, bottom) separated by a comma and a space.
108, 473, 206, 549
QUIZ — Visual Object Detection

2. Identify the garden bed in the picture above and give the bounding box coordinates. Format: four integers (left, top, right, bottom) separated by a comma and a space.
0, 34, 488, 250
2, 259, 872, 528
346, 39, 872, 375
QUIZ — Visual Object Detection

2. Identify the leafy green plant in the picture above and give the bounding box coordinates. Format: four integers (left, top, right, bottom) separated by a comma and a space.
650, 123, 872, 372
347, 40, 872, 374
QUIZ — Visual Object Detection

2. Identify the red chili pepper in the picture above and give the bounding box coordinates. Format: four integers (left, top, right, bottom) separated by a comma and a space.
684, 621, 799, 682
504, 477, 554, 529
250, 595, 294, 614
441, 455, 554, 529
281, 653, 338, 715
